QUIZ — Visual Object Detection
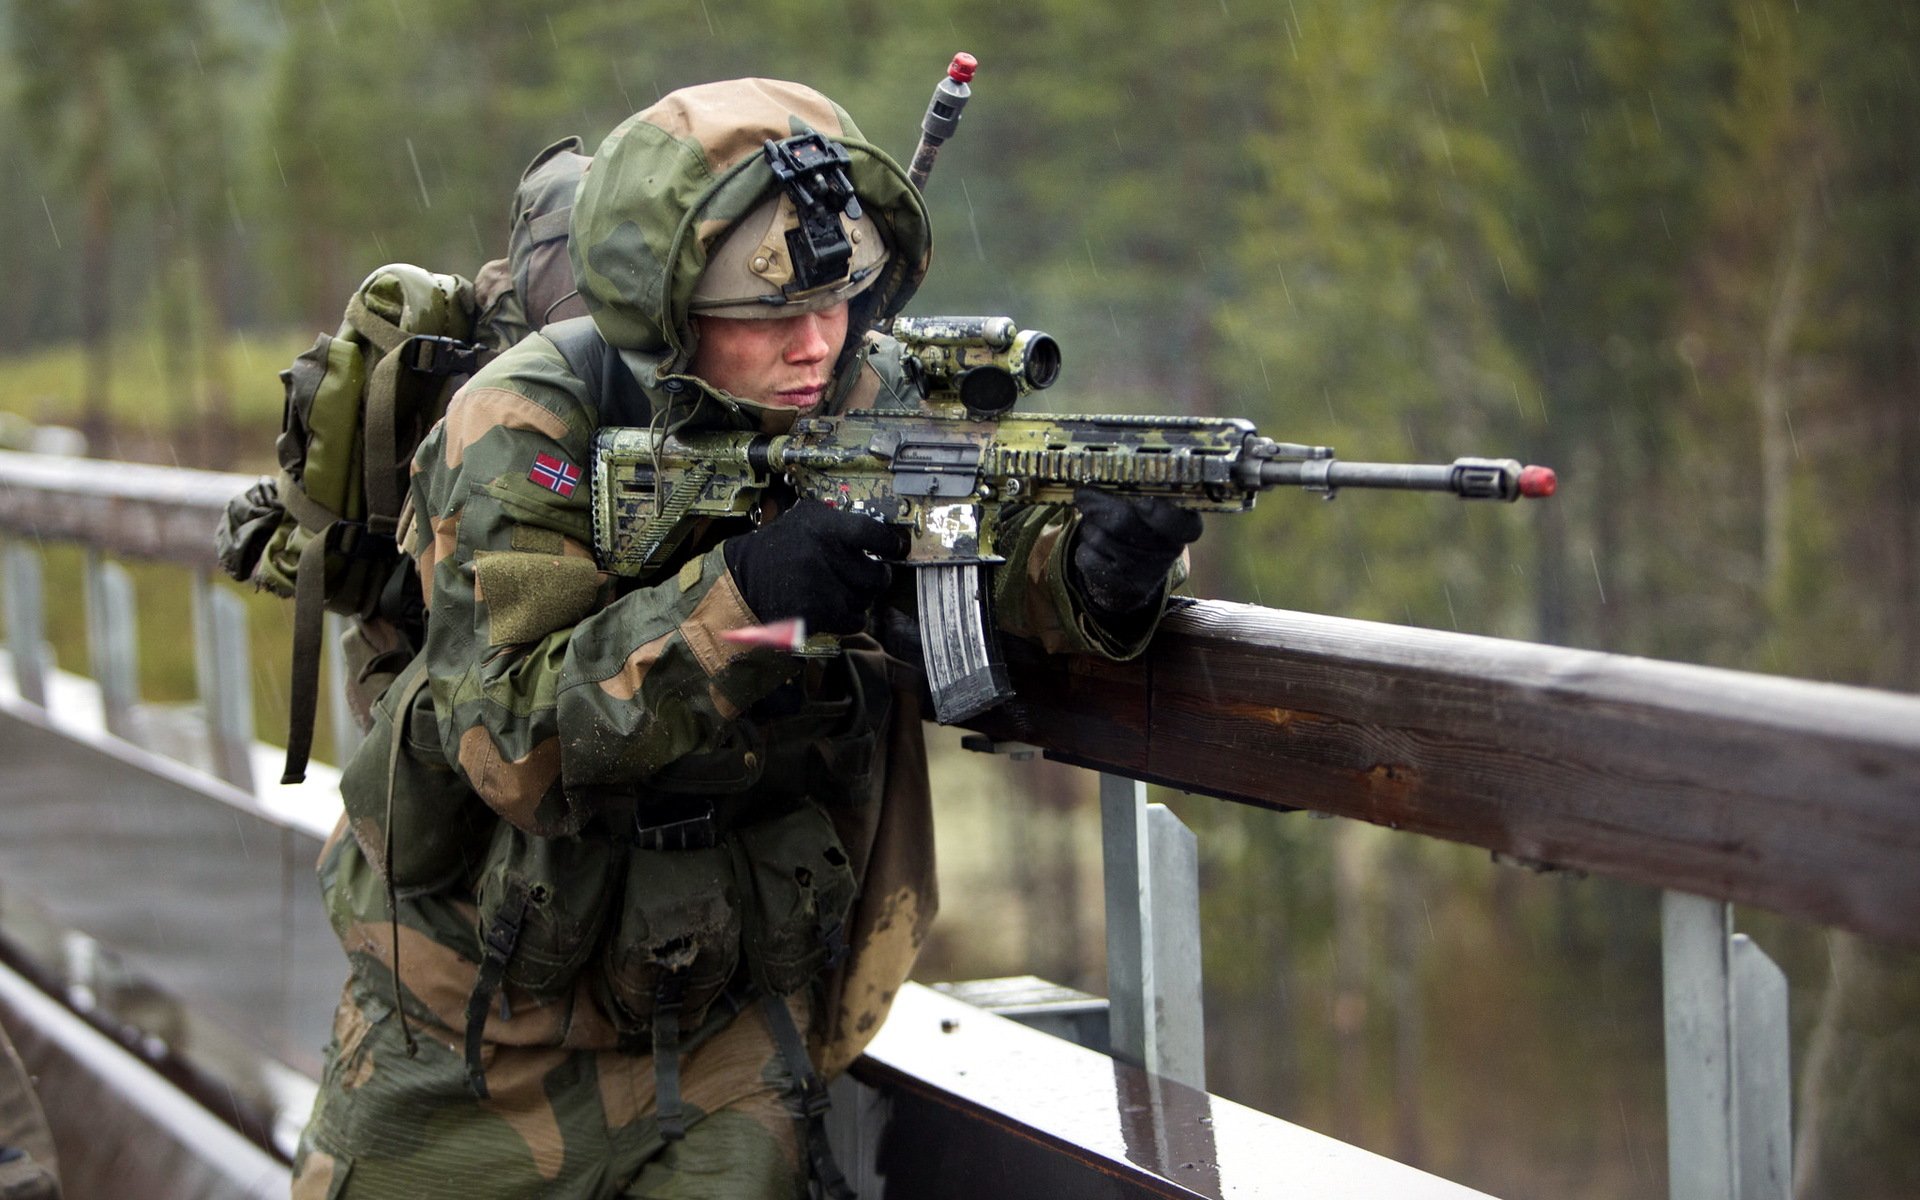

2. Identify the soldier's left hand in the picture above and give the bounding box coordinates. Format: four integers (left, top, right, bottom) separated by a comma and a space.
1070, 488, 1203, 617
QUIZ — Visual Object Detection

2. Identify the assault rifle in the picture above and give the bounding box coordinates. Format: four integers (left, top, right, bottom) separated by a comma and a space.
591, 316, 1556, 723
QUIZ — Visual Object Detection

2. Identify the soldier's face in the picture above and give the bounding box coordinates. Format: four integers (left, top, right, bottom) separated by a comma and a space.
690, 304, 850, 414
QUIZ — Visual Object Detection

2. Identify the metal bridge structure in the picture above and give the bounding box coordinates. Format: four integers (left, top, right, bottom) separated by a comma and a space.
1, 447, 1916, 1199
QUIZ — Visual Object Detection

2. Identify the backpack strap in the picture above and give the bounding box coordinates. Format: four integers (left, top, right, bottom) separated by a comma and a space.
280, 527, 336, 783
346, 290, 413, 536
464, 885, 531, 1099
383, 664, 435, 1061
545, 317, 653, 428
760, 994, 857, 1200
652, 970, 691, 1141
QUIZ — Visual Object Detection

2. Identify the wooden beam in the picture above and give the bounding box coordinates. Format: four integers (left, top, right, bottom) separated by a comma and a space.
968, 600, 1920, 948
6, 451, 1916, 945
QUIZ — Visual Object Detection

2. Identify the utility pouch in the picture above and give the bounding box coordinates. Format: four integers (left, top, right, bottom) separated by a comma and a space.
598, 844, 742, 1037
805, 644, 892, 803
730, 802, 859, 997
257, 331, 381, 609
337, 657, 487, 896
471, 821, 618, 996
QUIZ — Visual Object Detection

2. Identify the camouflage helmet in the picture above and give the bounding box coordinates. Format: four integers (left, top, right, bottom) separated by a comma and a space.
570, 79, 931, 369
689, 190, 889, 318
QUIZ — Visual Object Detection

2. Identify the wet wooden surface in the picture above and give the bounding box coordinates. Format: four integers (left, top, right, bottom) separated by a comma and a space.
0, 703, 341, 1076
969, 599, 1920, 948
843, 983, 1492, 1199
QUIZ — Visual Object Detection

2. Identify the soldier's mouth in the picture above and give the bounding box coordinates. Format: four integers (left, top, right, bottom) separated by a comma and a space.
772, 385, 826, 409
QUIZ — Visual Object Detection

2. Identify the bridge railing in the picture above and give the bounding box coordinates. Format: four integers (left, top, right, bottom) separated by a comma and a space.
3, 447, 1918, 1200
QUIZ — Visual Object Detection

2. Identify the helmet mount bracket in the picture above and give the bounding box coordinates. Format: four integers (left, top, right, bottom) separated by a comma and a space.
762, 133, 864, 295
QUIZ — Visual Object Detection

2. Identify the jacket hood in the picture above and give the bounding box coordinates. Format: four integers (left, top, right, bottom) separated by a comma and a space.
570, 78, 932, 386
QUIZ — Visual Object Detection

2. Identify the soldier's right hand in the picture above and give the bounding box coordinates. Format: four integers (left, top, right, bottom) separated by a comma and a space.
722, 499, 903, 635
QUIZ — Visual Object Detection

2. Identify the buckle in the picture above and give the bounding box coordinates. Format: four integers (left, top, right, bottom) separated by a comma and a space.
404, 334, 488, 377
635, 800, 718, 851
483, 919, 520, 960
819, 917, 848, 969
326, 518, 398, 560
794, 1074, 831, 1119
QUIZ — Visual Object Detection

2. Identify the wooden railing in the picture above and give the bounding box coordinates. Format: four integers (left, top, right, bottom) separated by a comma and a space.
969, 600, 1920, 949
5, 447, 1920, 1200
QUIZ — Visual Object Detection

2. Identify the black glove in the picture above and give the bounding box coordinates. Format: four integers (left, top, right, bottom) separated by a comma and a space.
1070, 488, 1204, 618
722, 500, 904, 635
214, 477, 286, 585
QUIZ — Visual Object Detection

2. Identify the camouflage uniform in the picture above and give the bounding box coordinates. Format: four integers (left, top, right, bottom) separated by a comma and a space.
293, 80, 1177, 1200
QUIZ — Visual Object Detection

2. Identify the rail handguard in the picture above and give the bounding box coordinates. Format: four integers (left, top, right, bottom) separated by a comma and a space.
592, 320, 1555, 723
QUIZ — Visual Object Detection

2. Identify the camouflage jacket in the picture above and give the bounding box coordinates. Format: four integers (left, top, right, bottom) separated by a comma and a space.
320, 78, 1180, 1075
315, 326, 1178, 1073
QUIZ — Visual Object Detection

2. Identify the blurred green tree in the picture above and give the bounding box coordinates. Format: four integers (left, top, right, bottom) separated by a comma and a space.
10, 0, 180, 441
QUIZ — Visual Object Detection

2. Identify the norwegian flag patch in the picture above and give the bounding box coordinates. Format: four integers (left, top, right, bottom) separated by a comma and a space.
529, 452, 582, 498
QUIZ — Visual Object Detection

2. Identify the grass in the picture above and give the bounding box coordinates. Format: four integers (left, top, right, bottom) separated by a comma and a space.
0, 327, 317, 437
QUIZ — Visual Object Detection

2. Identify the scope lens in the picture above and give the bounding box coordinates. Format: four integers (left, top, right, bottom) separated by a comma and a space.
959, 367, 1019, 416
1022, 335, 1062, 390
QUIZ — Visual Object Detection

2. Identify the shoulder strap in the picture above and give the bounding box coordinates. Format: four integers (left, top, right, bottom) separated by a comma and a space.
545, 316, 654, 428
760, 994, 857, 1200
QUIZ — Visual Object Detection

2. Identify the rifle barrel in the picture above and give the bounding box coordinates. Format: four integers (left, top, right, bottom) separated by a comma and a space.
1257, 456, 1554, 501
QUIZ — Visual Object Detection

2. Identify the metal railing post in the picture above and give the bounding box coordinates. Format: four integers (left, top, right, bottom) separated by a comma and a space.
3, 541, 49, 707
1100, 772, 1205, 1090
83, 551, 139, 739
1662, 890, 1791, 1200
191, 576, 255, 791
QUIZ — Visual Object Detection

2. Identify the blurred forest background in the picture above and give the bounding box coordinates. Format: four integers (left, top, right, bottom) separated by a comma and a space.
3, 1, 1918, 1197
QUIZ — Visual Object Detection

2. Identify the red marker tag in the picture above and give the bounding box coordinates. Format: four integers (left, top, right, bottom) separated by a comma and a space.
720, 619, 809, 652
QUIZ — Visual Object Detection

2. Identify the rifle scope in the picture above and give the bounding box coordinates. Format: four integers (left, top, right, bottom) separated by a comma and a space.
894, 315, 1061, 417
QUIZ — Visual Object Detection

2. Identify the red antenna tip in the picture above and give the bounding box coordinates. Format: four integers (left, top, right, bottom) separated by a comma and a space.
1518, 465, 1557, 498
949, 53, 978, 83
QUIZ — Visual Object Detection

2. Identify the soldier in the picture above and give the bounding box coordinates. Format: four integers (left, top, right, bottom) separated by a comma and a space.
292, 78, 1200, 1199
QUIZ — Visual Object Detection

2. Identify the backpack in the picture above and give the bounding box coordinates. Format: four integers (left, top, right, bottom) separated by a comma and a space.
215, 136, 592, 784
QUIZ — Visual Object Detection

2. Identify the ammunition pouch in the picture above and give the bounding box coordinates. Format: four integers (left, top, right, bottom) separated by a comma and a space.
459, 645, 888, 1094
472, 822, 618, 997
597, 844, 742, 1037
731, 802, 859, 996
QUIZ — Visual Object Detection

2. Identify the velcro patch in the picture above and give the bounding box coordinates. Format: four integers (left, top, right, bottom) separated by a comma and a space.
474, 551, 602, 645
